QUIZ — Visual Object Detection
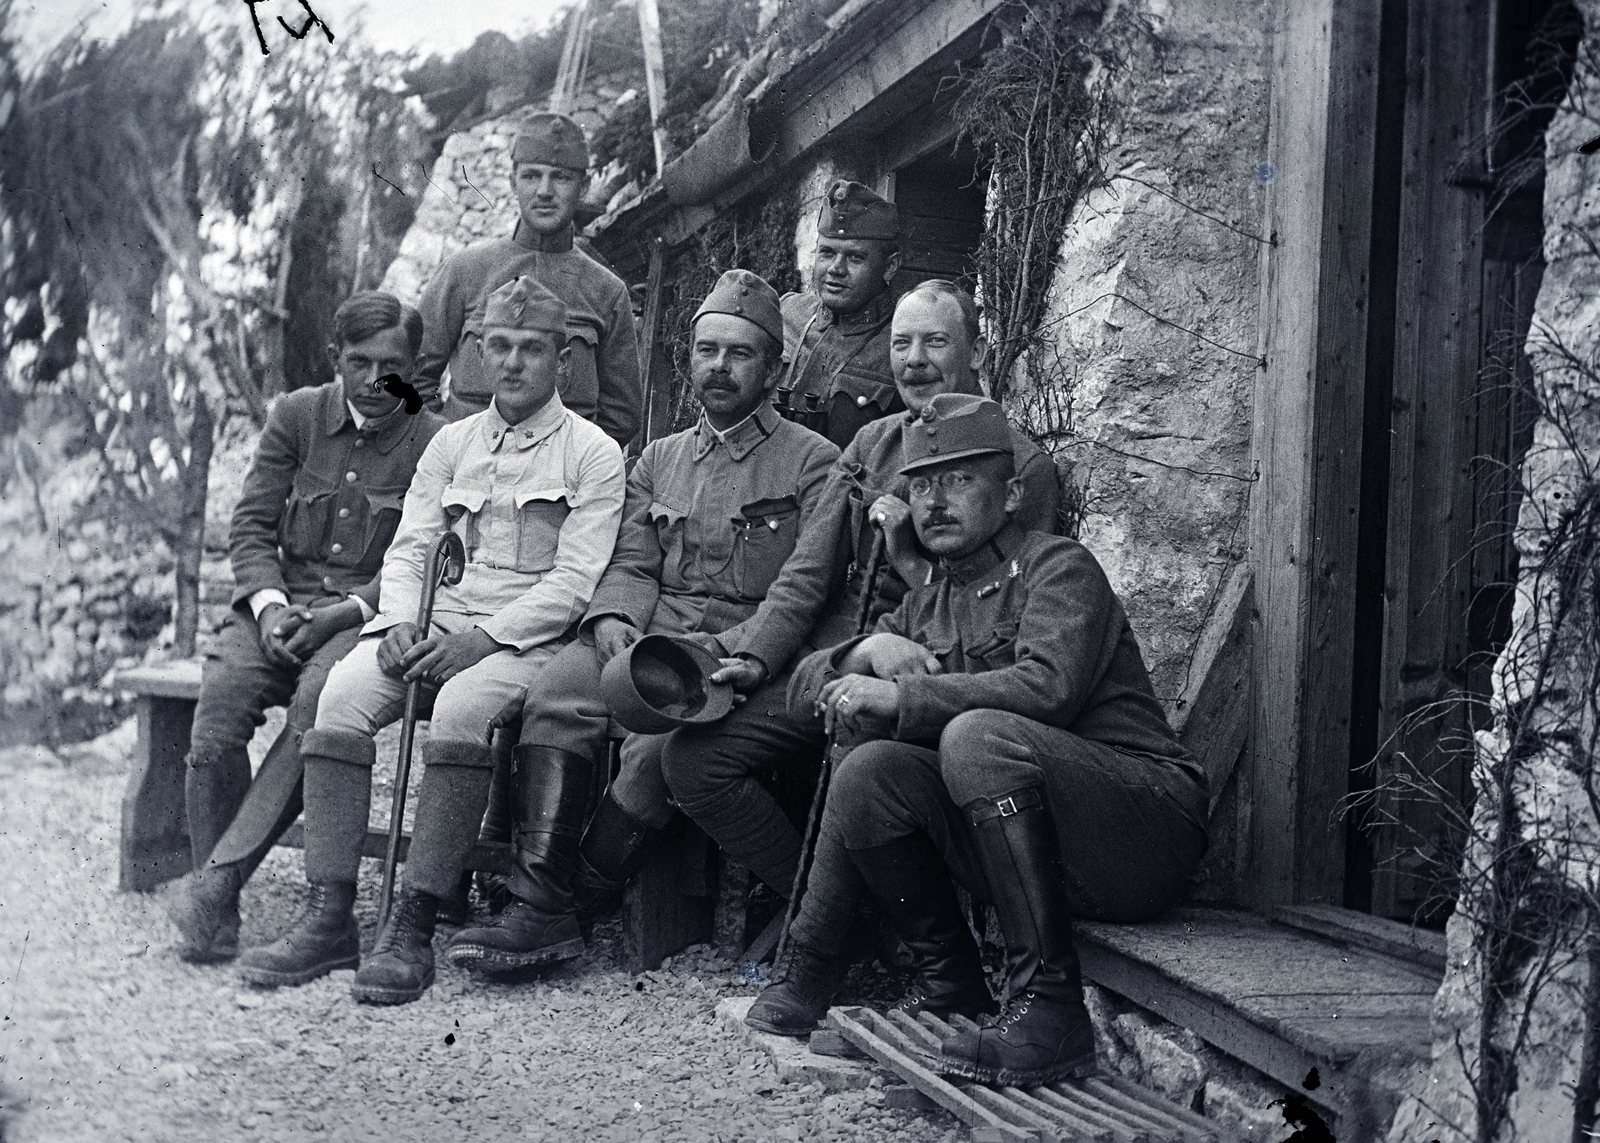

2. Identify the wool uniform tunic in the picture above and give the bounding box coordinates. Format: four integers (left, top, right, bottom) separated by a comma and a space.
775, 291, 901, 451
415, 224, 642, 445
521, 402, 838, 802
783, 523, 1208, 950
655, 408, 1061, 895
731, 409, 1065, 681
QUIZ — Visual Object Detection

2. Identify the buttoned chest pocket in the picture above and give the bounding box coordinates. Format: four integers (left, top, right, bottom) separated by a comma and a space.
514, 485, 572, 573
557, 327, 600, 416
831, 368, 899, 416
733, 495, 801, 600
441, 484, 489, 555
965, 620, 1021, 672
279, 475, 339, 562
358, 489, 407, 566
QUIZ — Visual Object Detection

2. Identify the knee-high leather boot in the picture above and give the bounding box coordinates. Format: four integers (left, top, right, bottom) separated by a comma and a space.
936, 788, 1096, 1086
446, 745, 591, 972
571, 790, 653, 922
849, 833, 994, 1021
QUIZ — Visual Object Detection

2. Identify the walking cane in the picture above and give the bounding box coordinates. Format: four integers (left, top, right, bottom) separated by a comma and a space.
772, 529, 887, 969
377, 530, 467, 930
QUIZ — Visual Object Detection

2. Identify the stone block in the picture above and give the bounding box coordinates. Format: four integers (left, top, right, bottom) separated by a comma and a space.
712, 997, 882, 1091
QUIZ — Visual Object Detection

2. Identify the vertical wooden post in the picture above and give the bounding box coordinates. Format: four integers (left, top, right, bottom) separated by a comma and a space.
1245, 0, 1385, 907
636, 236, 671, 451
636, 0, 671, 178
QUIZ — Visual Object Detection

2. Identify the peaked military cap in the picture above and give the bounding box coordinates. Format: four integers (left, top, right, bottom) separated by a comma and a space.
692, 268, 784, 345
819, 180, 900, 241
601, 634, 735, 735
899, 393, 1014, 475
511, 112, 590, 172
482, 275, 568, 334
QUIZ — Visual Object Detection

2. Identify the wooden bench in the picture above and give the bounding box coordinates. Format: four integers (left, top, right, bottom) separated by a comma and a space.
114, 660, 515, 892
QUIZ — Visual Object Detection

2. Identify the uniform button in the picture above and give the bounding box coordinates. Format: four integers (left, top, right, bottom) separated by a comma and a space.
354, 438, 365, 448
330, 543, 343, 555
338, 508, 350, 519
323, 576, 336, 589
346, 471, 358, 483
856, 395, 869, 407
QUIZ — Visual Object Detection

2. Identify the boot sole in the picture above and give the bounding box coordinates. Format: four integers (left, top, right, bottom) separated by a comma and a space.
237, 951, 360, 988
178, 942, 240, 965
744, 1012, 821, 1038
933, 1046, 1097, 1087
351, 964, 436, 1005
445, 936, 584, 974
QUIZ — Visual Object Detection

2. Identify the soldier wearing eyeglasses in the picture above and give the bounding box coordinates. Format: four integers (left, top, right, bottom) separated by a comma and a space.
776, 394, 1208, 1088
635, 281, 1061, 1024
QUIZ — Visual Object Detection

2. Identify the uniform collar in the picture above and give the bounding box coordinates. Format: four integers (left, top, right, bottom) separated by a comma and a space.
818, 288, 893, 332
484, 392, 568, 451
510, 219, 576, 253
322, 384, 411, 454
694, 401, 780, 462
941, 520, 1027, 586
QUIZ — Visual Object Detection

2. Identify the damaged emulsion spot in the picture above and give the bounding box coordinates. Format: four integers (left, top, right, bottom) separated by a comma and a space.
376, 374, 424, 415
1266, 1068, 1336, 1142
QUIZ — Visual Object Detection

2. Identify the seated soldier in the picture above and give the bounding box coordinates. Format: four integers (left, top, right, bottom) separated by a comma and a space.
653, 281, 1063, 951
444, 269, 840, 972
235, 276, 627, 1005
779, 394, 1209, 1085
167, 292, 443, 963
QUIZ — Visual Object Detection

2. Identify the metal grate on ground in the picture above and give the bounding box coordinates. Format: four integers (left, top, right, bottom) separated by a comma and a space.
828, 1006, 1222, 1142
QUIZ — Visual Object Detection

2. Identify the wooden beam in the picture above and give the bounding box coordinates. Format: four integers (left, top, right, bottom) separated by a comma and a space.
1246, 0, 1384, 907
1172, 563, 1254, 816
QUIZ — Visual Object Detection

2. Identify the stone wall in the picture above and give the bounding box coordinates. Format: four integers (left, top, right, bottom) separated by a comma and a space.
1387, 4, 1600, 1140
1024, 0, 1269, 705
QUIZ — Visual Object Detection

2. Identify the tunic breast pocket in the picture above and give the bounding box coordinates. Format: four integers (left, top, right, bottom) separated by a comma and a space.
514, 485, 573, 573
358, 489, 406, 566
965, 621, 1020, 671
279, 485, 337, 562
831, 368, 898, 415
557, 326, 600, 416
441, 484, 489, 554
732, 495, 801, 600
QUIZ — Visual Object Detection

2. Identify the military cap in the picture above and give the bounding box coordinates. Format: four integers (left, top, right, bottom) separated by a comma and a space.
692, 268, 784, 346
899, 394, 1014, 475
482, 275, 568, 334
818, 180, 899, 241
511, 112, 590, 172
600, 634, 735, 735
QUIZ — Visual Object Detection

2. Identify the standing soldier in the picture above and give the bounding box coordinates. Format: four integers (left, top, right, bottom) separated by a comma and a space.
236, 276, 627, 1005
416, 112, 642, 446
444, 270, 840, 972
658, 281, 1065, 1035
166, 292, 443, 964
788, 395, 1208, 1084
776, 180, 904, 450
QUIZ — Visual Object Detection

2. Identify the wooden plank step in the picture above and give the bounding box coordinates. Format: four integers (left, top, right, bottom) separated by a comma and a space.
828, 1006, 1221, 1143
1074, 906, 1438, 1133
1269, 903, 1447, 974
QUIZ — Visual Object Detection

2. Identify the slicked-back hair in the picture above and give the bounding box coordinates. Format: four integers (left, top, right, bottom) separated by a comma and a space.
898, 279, 981, 346
334, 291, 424, 359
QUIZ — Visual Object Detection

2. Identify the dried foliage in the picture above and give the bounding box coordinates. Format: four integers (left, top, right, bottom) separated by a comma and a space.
951, 0, 1131, 404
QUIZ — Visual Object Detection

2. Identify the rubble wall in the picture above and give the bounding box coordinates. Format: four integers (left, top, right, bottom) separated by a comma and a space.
1019, 0, 1269, 703
1387, 4, 1600, 1140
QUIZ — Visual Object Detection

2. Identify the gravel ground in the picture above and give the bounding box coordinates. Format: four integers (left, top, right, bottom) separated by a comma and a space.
0, 723, 963, 1143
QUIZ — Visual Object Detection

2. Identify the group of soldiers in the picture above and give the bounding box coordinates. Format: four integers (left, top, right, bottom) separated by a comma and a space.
164, 111, 1208, 1088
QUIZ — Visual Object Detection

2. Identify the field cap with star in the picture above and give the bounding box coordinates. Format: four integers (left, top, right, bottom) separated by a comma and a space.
899, 394, 1014, 475
482, 275, 568, 335
818, 179, 900, 241
692, 268, 784, 345
511, 112, 590, 172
